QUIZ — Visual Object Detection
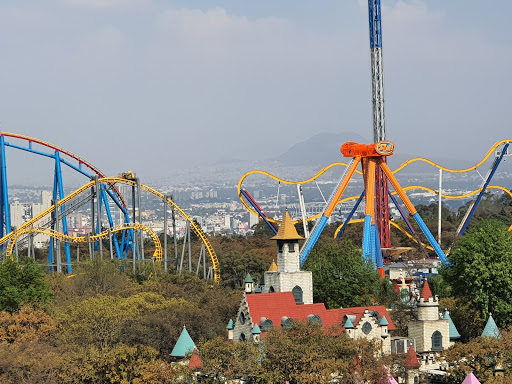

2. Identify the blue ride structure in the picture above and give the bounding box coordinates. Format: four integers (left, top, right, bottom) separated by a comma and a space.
0, 132, 137, 272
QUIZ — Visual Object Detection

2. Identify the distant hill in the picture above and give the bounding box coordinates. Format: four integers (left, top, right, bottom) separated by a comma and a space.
274, 132, 370, 166
273, 132, 474, 172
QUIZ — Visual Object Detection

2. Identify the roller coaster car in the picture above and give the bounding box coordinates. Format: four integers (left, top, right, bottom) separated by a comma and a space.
340, 141, 395, 158
119, 171, 136, 180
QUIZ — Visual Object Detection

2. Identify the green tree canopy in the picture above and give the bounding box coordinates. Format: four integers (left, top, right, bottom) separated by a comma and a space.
0, 258, 53, 313
304, 240, 380, 309
441, 219, 512, 327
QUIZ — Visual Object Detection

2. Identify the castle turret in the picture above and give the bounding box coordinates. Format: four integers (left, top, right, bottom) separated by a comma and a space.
244, 273, 254, 294
404, 345, 421, 384
226, 319, 234, 341
380, 315, 389, 339
264, 211, 313, 304
251, 323, 261, 343
417, 281, 439, 321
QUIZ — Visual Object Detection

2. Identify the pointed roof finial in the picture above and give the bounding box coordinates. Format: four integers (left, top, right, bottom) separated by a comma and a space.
380, 315, 389, 326
226, 319, 234, 330
271, 211, 304, 240
404, 345, 421, 368
344, 317, 354, 329
420, 280, 433, 299
268, 260, 278, 272
252, 324, 261, 334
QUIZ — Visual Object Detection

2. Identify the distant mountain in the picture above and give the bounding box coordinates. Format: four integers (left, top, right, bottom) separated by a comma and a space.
274, 132, 370, 166
273, 132, 474, 172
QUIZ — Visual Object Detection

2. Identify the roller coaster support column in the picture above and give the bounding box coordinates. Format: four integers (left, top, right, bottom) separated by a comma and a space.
369, 0, 391, 250
336, 191, 365, 238
380, 160, 450, 266
100, 187, 122, 257
0, 136, 11, 241
164, 195, 168, 271
457, 142, 510, 237
137, 178, 144, 260
54, 152, 72, 272
94, 177, 103, 259
299, 157, 361, 267
171, 196, 178, 270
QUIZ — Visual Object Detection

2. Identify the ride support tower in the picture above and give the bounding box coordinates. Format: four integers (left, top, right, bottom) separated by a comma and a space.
369, 0, 391, 249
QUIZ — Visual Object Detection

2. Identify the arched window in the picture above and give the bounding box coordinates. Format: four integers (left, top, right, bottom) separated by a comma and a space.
431, 331, 442, 350
260, 317, 274, 332
239, 312, 245, 325
239, 332, 246, 342
281, 316, 294, 329
269, 286, 275, 293
308, 314, 322, 327
292, 285, 303, 305
288, 243, 295, 252
278, 241, 283, 253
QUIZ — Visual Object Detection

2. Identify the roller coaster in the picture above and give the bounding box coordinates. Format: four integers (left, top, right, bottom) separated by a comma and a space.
0, 132, 220, 283
238, 140, 512, 270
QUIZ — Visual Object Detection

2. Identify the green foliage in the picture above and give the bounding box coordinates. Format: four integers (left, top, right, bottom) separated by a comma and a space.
0, 258, 53, 313
427, 274, 452, 299
219, 250, 267, 289
441, 219, 512, 327
304, 240, 380, 309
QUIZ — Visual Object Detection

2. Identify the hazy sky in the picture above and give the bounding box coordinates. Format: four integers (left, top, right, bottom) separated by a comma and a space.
1, 0, 511, 183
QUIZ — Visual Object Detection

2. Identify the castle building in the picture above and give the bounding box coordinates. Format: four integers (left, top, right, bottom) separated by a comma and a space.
231, 211, 394, 354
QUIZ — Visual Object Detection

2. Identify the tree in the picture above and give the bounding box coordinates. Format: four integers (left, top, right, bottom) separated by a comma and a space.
0, 258, 53, 313
218, 250, 267, 289
0, 306, 57, 344
304, 240, 380, 309
441, 219, 512, 327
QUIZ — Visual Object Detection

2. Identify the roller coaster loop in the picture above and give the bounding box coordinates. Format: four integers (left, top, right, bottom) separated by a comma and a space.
7, 223, 163, 261
238, 140, 512, 225
0, 177, 221, 283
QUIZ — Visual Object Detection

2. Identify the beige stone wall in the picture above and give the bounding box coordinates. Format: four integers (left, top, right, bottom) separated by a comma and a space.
276, 241, 300, 272
350, 310, 391, 355
233, 294, 254, 342
264, 271, 313, 305
408, 319, 449, 353
417, 297, 440, 321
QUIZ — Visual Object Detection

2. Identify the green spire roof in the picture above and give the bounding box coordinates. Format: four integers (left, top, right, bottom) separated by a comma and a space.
259, 274, 265, 286
226, 319, 234, 330
252, 324, 261, 334
443, 310, 461, 339
244, 273, 254, 283
379, 315, 389, 326
344, 317, 354, 329
482, 313, 501, 339
171, 326, 197, 357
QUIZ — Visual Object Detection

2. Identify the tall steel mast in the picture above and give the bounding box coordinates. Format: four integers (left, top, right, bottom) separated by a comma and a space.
368, 0, 391, 248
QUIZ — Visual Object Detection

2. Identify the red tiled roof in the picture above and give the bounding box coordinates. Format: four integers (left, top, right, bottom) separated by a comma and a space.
420, 280, 432, 299
188, 349, 203, 370
404, 345, 420, 368
245, 292, 395, 331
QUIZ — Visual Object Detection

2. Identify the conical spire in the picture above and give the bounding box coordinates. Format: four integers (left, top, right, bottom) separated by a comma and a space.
420, 280, 432, 299
268, 260, 278, 272
404, 345, 421, 368
443, 310, 461, 339
226, 319, 234, 330
171, 326, 197, 357
271, 211, 304, 240
252, 324, 261, 334
481, 313, 501, 339
344, 317, 354, 329
244, 273, 254, 283
188, 348, 203, 370
379, 315, 389, 326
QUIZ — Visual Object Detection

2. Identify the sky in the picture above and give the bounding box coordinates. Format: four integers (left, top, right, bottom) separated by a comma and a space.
1, 0, 512, 184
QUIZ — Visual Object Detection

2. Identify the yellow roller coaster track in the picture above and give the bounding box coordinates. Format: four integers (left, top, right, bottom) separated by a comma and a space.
7, 223, 163, 261
238, 140, 512, 226
0, 177, 221, 283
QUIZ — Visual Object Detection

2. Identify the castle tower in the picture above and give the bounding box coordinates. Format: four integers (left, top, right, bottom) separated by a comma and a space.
404, 345, 421, 384
408, 281, 449, 353
264, 211, 313, 304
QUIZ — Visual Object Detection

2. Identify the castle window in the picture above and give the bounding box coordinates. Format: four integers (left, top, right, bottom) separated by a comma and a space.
260, 317, 274, 332
292, 286, 303, 305
308, 314, 322, 327
281, 316, 294, 329
362, 321, 372, 335
239, 312, 246, 325
288, 243, 295, 252
278, 241, 283, 252
239, 333, 246, 342
269, 286, 275, 293
431, 330, 442, 350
